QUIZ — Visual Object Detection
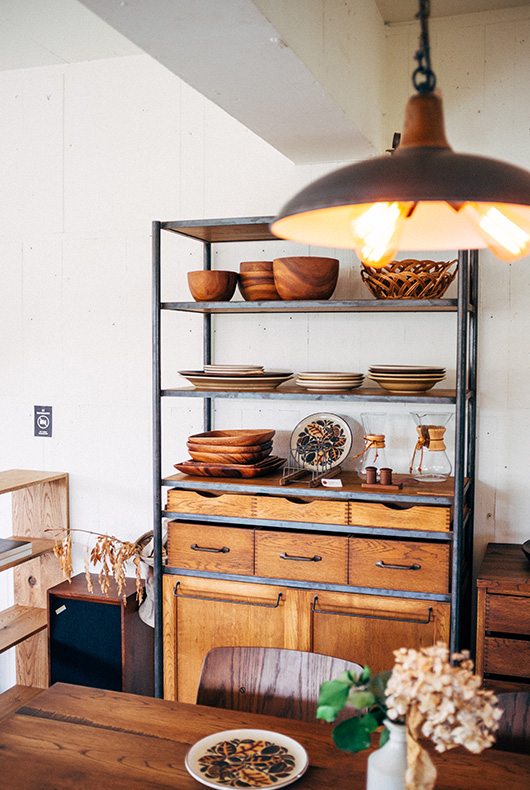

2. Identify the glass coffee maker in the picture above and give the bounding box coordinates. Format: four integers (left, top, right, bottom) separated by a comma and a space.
409, 412, 453, 482
358, 412, 389, 479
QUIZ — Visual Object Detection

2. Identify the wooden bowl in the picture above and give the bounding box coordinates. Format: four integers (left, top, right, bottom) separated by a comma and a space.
238, 262, 280, 301
187, 447, 272, 464
273, 257, 339, 300
187, 270, 237, 302
187, 440, 273, 454
188, 429, 275, 446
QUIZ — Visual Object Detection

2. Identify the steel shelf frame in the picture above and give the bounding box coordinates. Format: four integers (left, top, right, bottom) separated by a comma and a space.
152, 216, 478, 697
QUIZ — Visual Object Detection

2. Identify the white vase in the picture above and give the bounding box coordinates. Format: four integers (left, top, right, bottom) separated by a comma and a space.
366, 719, 407, 790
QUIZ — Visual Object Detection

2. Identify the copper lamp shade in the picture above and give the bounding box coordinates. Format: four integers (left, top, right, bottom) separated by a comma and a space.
272, 0, 530, 267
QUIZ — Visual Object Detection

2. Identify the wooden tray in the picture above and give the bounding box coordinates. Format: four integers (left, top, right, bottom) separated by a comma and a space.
174, 456, 285, 478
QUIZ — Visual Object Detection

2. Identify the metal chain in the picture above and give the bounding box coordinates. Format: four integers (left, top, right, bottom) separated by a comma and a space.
412, 0, 436, 93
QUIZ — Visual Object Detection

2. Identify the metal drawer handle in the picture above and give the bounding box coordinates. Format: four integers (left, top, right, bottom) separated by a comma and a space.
375, 560, 421, 571
190, 543, 230, 554
280, 552, 322, 563
173, 582, 282, 609
312, 596, 432, 625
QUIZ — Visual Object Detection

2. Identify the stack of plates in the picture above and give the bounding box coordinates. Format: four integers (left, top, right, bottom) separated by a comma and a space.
179, 369, 293, 391
174, 429, 285, 478
295, 371, 364, 392
368, 365, 446, 392
203, 364, 264, 375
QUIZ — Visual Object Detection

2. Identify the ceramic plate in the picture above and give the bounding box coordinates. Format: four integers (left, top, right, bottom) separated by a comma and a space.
179, 371, 293, 390
297, 371, 364, 380
185, 729, 309, 790
290, 412, 352, 471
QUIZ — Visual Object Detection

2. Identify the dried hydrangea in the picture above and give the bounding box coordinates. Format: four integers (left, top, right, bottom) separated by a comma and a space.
385, 643, 503, 753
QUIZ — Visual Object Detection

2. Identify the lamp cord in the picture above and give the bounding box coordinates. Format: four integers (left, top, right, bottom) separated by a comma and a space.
413, 0, 436, 94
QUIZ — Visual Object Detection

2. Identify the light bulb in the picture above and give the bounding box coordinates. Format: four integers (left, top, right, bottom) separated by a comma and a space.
349, 201, 414, 268
461, 202, 530, 261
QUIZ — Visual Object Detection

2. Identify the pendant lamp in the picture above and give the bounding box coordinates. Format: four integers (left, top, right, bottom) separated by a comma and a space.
270, 0, 530, 266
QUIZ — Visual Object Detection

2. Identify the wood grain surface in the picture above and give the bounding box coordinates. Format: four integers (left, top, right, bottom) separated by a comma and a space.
0, 683, 529, 789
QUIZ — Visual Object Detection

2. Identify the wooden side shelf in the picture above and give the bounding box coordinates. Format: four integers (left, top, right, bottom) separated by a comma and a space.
0, 605, 47, 653
0, 469, 69, 688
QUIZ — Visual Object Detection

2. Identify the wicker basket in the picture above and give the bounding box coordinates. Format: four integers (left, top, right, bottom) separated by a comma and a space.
361, 259, 458, 299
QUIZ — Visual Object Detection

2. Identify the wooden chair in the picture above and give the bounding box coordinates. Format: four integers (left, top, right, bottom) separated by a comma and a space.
196, 646, 363, 722
494, 692, 530, 753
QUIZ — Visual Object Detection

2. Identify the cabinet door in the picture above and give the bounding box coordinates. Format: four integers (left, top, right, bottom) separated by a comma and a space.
310, 590, 450, 675
163, 576, 309, 702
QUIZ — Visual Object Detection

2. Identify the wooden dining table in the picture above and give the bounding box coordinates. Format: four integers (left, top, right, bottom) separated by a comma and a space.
0, 683, 528, 789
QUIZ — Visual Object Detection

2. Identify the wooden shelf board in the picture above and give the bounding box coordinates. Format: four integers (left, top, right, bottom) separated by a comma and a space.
162, 470, 457, 505
162, 385, 458, 404
0, 470, 68, 495
160, 216, 276, 242
162, 298, 458, 314
0, 537, 57, 572
0, 605, 47, 654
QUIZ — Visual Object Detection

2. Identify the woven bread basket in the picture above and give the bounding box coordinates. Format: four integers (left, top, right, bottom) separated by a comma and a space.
361, 258, 458, 299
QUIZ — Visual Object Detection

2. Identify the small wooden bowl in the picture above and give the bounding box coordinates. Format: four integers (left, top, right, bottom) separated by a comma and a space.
273, 257, 339, 300
187, 270, 237, 302
238, 273, 280, 301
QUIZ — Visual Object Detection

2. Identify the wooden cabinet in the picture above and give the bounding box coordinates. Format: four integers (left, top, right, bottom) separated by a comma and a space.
153, 217, 477, 698
162, 573, 450, 701
0, 469, 68, 688
476, 543, 530, 691
48, 573, 154, 695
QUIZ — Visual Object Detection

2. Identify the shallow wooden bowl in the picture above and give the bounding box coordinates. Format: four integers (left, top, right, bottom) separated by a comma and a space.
187, 270, 237, 302
188, 447, 272, 464
187, 439, 273, 454
188, 429, 275, 446
273, 256, 339, 300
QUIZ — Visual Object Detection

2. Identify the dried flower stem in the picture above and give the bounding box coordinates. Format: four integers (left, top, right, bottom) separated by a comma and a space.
48, 527, 144, 604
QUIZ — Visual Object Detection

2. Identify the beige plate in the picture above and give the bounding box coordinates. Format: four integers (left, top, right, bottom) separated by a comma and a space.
370, 379, 443, 392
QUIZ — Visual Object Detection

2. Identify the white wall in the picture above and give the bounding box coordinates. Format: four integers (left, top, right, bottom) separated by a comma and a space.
2, 4, 530, 690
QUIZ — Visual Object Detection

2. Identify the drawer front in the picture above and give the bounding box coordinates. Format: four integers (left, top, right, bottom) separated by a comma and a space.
167, 521, 254, 574
349, 538, 450, 594
484, 636, 530, 678
166, 489, 254, 519
255, 530, 348, 584
486, 594, 530, 635
254, 495, 348, 526
349, 502, 451, 532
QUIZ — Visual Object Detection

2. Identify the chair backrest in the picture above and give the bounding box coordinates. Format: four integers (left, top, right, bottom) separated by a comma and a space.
494, 692, 530, 753
196, 646, 363, 722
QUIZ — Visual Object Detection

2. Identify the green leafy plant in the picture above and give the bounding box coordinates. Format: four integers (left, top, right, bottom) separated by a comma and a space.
316, 665, 397, 753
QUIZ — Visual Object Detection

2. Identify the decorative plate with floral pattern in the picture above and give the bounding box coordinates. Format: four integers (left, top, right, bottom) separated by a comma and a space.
290, 412, 352, 472
185, 729, 309, 790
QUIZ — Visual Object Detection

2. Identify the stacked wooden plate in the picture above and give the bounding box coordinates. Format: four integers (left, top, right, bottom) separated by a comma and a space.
179, 369, 293, 390
368, 365, 446, 392
204, 365, 264, 375
174, 429, 285, 478
295, 371, 364, 392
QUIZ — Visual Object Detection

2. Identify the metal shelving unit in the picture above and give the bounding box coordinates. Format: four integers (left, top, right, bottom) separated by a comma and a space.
152, 216, 478, 697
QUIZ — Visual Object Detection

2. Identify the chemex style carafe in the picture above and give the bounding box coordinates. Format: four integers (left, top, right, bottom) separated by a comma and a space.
410, 412, 453, 482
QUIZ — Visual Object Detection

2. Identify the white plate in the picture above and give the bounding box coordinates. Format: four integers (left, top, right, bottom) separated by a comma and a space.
290, 412, 352, 471
297, 371, 363, 380
185, 729, 309, 790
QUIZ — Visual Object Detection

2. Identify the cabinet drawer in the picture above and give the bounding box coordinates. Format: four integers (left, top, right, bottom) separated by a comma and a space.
348, 538, 450, 594
349, 502, 451, 532
255, 530, 348, 584
484, 636, 530, 678
166, 489, 254, 519
254, 495, 348, 526
486, 594, 530, 635
167, 521, 254, 574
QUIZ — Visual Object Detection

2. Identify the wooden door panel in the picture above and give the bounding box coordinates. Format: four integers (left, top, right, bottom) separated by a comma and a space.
164, 576, 296, 702
310, 590, 450, 676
